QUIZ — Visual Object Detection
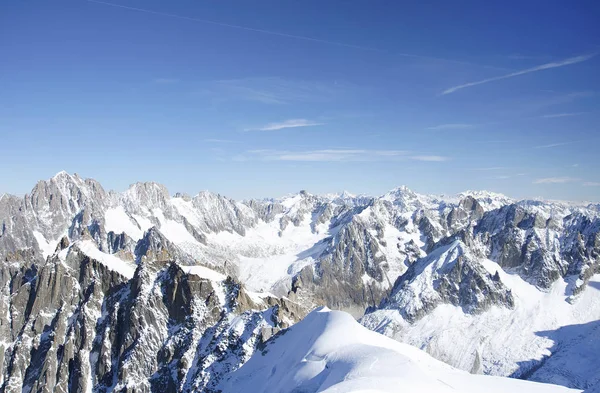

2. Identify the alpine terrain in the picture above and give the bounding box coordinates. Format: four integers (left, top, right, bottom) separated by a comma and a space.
0, 172, 598, 392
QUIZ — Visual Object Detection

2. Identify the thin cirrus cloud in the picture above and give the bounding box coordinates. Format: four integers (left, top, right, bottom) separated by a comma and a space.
583, 182, 600, 187
244, 119, 324, 131
245, 149, 448, 162
204, 139, 240, 143
472, 166, 509, 171
410, 155, 448, 162
540, 112, 586, 118
153, 78, 179, 84
441, 53, 596, 95
534, 141, 577, 149
426, 123, 474, 130
533, 177, 580, 184
202, 77, 354, 105
490, 173, 526, 180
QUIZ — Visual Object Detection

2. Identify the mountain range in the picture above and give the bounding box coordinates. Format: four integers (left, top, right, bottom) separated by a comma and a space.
0, 171, 598, 392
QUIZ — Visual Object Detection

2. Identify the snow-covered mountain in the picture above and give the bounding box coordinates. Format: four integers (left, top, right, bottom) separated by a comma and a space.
361, 205, 600, 389
221, 307, 577, 393
1, 171, 599, 392
361, 242, 600, 386
0, 238, 304, 392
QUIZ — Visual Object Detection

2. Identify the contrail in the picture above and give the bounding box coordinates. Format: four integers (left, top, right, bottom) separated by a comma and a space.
441, 53, 597, 95
85, 0, 385, 52
84, 0, 508, 70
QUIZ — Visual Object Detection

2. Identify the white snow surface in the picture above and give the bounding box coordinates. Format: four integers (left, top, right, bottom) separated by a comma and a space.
32, 230, 59, 259
221, 308, 578, 393
179, 264, 226, 281
104, 206, 145, 240
75, 241, 137, 279
207, 215, 332, 295
152, 208, 199, 245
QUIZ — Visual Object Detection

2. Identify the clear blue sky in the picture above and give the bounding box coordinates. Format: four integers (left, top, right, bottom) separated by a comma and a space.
1, 0, 599, 201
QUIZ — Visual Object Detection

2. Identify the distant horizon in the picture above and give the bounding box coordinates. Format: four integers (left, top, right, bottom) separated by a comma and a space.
1, 170, 598, 205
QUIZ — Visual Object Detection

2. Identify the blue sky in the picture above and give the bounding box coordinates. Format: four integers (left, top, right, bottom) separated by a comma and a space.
1, 0, 599, 201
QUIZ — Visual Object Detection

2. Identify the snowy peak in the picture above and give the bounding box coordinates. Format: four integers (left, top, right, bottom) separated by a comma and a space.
338, 190, 355, 199
186, 191, 257, 235
379, 185, 444, 214
380, 240, 514, 321
325, 190, 373, 207
222, 308, 576, 393
123, 181, 170, 209
382, 184, 419, 203
458, 190, 514, 209
31, 171, 107, 205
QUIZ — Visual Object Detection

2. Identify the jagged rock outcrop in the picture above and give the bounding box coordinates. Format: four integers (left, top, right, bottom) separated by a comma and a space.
292, 219, 389, 315
474, 205, 600, 290
372, 240, 514, 322
0, 246, 305, 393
134, 227, 195, 265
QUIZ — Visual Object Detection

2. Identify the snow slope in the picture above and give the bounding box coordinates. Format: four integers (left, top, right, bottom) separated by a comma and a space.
104, 206, 147, 240
221, 308, 578, 393
75, 240, 137, 279
362, 263, 600, 384
179, 264, 226, 281
208, 217, 332, 294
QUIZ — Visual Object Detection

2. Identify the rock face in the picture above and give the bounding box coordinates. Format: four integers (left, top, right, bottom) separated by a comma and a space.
0, 247, 303, 393
361, 205, 600, 389
376, 240, 515, 322
473, 205, 600, 292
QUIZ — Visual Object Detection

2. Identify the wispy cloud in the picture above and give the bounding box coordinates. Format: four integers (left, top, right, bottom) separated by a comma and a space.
201, 77, 353, 105
490, 173, 526, 180
534, 142, 571, 149
489, 91, 595, 118
426, 123, 474, 130
441, 53, 596, 95
533, 177, 580, 184
506, 53, 551, 60
204, 139, 240, 143
248, 149, 400, 162
410, 155, 448, 162
245, 149, 448, 162
473, 140, 512, 145
472, 166, 509, 171
245, 119, 324, 132
153, 78, 179, 84
583, 182, 600, 187
534, 140, 580, 149
541, 112, 586, 118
